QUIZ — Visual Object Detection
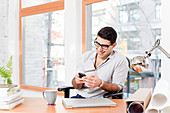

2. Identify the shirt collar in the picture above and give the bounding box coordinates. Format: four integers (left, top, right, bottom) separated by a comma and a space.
89, 50, 116, 61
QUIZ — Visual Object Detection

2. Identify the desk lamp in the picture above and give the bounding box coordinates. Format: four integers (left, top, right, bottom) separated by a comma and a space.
131, 39, 170, 73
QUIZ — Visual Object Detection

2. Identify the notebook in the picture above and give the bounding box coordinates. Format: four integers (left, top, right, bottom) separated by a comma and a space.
62, 98, 116, 108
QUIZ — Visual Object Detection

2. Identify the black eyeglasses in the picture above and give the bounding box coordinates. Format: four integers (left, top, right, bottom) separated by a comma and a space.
94, 40, 112, 50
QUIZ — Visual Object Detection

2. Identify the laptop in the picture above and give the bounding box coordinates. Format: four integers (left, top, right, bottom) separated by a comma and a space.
62, 98, 116, 108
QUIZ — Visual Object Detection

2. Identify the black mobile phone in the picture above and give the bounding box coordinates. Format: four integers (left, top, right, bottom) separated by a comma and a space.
78, 73, 86, 78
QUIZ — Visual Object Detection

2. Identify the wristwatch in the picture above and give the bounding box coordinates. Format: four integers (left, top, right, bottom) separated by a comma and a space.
99, 80, 104, 88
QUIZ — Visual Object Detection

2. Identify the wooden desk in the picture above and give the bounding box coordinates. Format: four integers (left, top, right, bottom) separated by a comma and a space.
0, 97, 126, 113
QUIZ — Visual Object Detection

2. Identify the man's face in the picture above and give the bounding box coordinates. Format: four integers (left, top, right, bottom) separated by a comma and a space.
95, 36, 117, 59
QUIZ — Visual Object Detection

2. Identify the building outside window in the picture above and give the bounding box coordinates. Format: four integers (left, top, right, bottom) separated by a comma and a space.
119, 31, 141, 50
119, 6, 128, 24
119, 3, 140, 23
155, 3, 161, 19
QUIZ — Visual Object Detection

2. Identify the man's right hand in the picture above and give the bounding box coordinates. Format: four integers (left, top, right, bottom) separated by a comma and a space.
75, 74, 86, 84
72, 74, 86, 89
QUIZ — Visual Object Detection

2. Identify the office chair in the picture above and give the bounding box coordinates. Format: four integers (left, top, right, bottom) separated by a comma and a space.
58, 86, 123, 99
58, 57, 130, 99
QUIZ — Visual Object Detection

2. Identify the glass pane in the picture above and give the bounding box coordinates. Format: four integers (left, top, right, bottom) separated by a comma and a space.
155, 3, 161, 19
86, 0, 161, 95
22, 10, 64, 88
22, 0, 60, 8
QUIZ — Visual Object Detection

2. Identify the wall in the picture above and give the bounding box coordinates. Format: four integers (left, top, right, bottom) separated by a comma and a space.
0, 1, 9, 67
64, 0, 82, 85
161, 0, 170, 89
0, 0, 19, 84
8, 0, 20, 84
0, 0, 9, 83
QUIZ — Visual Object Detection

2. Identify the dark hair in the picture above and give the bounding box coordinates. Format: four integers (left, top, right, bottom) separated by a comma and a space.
97, 27, 117, 45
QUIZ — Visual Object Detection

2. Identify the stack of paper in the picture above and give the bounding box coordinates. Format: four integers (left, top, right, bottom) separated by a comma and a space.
0, 84, 24, 110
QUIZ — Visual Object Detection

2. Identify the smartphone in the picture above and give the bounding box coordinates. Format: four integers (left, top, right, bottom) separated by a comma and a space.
78, 73, 86, 78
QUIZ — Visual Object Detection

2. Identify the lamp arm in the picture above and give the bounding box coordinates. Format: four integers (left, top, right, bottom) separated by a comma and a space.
157, 45, 170, 59
145, 39, 170, 59
145, 39, 160, 58
145, 46, 157, 58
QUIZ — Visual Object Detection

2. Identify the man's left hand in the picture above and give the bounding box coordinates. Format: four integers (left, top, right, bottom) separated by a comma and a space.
84, 75, 102, 88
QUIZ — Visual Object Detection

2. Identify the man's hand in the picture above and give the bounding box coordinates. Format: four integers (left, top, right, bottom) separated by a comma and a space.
84, 75, 102, 88
74, 74, 86, 84
73, 74, 121, 92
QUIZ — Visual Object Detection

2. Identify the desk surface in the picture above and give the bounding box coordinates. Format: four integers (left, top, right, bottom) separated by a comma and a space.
0, 97, 126, 113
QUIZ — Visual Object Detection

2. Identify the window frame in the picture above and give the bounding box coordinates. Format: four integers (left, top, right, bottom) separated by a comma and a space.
82, 0, 107, 53
19, 0, 64, 93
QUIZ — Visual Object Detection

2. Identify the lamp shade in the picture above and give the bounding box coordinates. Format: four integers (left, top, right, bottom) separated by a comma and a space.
131, 56, 149, 73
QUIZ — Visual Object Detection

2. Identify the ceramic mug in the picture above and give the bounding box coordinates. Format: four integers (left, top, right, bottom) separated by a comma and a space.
43, 90, 57, 105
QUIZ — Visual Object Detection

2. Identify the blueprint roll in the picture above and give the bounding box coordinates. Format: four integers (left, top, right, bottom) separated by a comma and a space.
145, 100, 159, 113
145, 108, 159, 113
127, 102, 144, 113
161, 93, 170, 113
161, 106, 170, 113
125, 88, 152, 113
150, 79, 169, 109
145, 79, 169, 113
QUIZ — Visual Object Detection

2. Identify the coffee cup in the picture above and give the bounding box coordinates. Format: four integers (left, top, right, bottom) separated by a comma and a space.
43, 90, 57, 105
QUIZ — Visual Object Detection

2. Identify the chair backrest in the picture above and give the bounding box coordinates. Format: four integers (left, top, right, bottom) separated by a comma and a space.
126, 57, 130, 98
126, 57, 131, 68
103, 88, 123, 99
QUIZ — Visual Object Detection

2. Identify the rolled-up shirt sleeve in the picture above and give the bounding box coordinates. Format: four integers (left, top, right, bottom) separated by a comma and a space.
112, 56, 129, 89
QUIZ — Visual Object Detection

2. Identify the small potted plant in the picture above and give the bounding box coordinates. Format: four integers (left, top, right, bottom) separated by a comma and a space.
0, 56, 13, 84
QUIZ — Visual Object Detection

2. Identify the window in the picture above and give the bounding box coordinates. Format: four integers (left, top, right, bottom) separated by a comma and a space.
119, 3, 140, 23
153, 28, 161, 39
119, 31, 141, 50
20, 0, 64, 90
155, 3, 161, 19
119, 8, 128, 24
22, 11, 64, 88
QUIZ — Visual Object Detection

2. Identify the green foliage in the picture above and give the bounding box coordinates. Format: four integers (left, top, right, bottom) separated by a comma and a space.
0, 56, 13, 84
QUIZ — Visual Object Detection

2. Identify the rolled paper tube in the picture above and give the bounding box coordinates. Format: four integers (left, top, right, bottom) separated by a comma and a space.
145, 80, 169, 112
151, 93, 168, 108
145, 98, 159, 113
161, 92, 170, 113
145, 108, 159, 113
150, 79, 169, 108
127, 102, 144, 113
161, 106, 170, 113
145, 100, 159, 113
146, 92, 170, 113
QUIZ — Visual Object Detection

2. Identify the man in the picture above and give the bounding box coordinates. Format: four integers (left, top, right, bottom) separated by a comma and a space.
72, 26, 129, 98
